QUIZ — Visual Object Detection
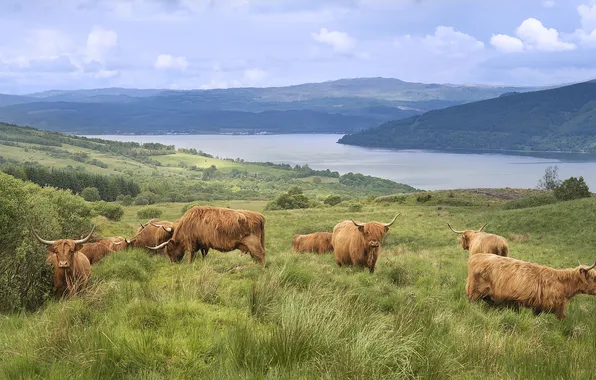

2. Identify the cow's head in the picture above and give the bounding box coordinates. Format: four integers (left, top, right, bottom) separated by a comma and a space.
351, 213, 400, 271
146, 239, 185, 262
576, 261, 596, 294
150, 221, 174, 234
31, 225, 95, 268
447, 223, 487, 251
110, 237, 128, 251
125, 220, 174, 247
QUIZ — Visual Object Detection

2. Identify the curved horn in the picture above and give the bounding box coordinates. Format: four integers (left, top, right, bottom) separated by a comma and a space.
351, 219, 365, 228
162, 226, 173, 233
146, 240, 170, 250
447, 223, 464, 234
74, 225, 95, 244
30, 228, 55, 245
477, 223, 488, 232
111, 241, 122, 245
384, 213, 401, 227
125, 238, 132, 244
150, 221, 164, 228
586, 260, 596, 271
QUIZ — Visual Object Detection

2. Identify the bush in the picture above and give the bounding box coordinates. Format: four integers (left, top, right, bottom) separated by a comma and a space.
137, 207, 163, 219
116, 194, 134, 206
324, 195, 342, 206
345, 202, 363, 212
134, 191, 160, 205
266, 186, 312, 210
93, 201, 124, 221
553, 176, 591, 201
537, 165, 561, 190
81, 187, 101, 202
416, 193, 432, 203
0, 172, 92, 313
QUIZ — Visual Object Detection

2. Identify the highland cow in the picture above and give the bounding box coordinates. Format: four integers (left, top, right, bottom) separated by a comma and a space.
80, 242, 114, 265
126, 219, 175, 251
98, 236, 128, 252
448, 223, 509, 257
292, 232, 333, 254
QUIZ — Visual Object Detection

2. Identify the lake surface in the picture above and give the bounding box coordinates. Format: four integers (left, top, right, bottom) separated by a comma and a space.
84, 134, 596, 190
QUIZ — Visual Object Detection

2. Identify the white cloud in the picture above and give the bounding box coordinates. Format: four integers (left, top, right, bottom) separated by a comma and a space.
155, 54, 189, 71
311, 28, 356, 53
243, 68, 267, 85
395, 26, 484, 59
24, 29, 74, 58
490, 34, 524, 53
491, 18, 576, 53
542, 1, 555, 8
86, 26, 118, 63
578, 2, 596, 31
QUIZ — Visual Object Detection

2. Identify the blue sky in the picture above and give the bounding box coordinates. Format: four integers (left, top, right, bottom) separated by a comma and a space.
1, 0, 595, 93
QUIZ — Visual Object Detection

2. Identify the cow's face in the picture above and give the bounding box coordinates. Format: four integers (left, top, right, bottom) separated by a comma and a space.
48, 240, 82, 268
460, 232, 472, 250
578, 264, 596, 294
148, 239, 185, 262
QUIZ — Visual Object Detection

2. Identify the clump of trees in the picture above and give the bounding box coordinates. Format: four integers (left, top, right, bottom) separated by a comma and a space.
137, 207, 163, 219
266, 186, 313, 210
537, 165, 592, 201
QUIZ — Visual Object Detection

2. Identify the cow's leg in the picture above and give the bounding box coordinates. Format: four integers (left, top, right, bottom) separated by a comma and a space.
465, 273, 482, 302
201, 247, 209, 258
533, 307, 543, 316
555, 303, 567, 320
241, 236, 265, 266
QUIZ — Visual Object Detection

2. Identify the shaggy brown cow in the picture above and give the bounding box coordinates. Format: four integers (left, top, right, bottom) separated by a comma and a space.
98, 236, 128, 252
147, 206, 266, 266
80, 242, 114, 265
466, 253, 596, 319
448, 223, 509, 257
332, 214, 400, 273
31, 226, 94, 297
292, 232, 333, 254
126, 219, 175, 251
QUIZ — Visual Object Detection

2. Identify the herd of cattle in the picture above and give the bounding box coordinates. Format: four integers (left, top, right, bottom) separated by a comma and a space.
31, 205, 596, 320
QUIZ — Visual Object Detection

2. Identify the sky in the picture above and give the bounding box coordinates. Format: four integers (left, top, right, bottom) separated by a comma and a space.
1, 0, 596, 94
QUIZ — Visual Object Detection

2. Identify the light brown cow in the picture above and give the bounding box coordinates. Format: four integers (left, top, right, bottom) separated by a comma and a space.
31, 226, 94, 298
332, 214, 400, 273
448, 223, 509, 257
292, 232, 333, 254
126, 219, 175, 251
80, 242, 114, 265
98, 236, 128, 252
466, 253, 596, 319
147, 206, 266, 266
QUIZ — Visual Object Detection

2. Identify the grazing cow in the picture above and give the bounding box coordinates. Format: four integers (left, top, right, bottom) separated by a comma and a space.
332, 214, 400, 273
466, 253, 596, 319
147, 206, 266, 266
292, 232, 333, 254
80, 242, 114, 265
98, 236, 128, 252
447, 223, 509, 257
31, 226, 94, 298
126, 219, 175, 251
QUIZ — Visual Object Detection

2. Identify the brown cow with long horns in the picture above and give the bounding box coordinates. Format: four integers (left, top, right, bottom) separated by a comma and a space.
292, 232, 333, 254
466, 253, 596, 319
147, 206, 266, 266
447, 223, 509, 257
31, 225, 95, 297
332, 214, 400, 273
98, 236, 128, 252
126, 219, 175, 252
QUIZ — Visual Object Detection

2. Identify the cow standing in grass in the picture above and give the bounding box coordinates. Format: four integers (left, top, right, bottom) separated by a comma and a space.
292, 232, 333, 254
332, 214, 400, 273
448, 223, 509, 257
31, 226, 95, 298
466, 253, 596, 319
147, 206, 266, 266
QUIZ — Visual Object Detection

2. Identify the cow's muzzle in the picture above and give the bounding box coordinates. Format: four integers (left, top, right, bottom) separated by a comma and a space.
58, 261, 70, 268
369, 241, 380, 248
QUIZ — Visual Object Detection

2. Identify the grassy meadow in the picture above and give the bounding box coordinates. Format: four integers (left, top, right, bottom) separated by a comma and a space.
2, 190, 596, 379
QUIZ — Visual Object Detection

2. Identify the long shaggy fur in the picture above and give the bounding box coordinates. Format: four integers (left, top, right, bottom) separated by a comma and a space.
80, 242, 114, 265
98, 236, 128, 252
332, 220, 391, 273
292, 232, 333, 254
461, 231, 509, 257
466, 253, 596, 319
129, 219, 175, 250
163, 206, 266, 265
45, 240, 91, 298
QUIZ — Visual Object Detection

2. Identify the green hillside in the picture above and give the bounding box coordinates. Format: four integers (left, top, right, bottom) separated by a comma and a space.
338, 80, 596, 152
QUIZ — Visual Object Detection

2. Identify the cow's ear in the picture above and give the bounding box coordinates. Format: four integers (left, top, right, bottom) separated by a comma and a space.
579, 268, 590, 284
357, 225, 364, 233
75, 243, 84, 252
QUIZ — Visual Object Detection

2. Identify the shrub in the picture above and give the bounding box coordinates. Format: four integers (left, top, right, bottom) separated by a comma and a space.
116, 194, 133, 206
345, 202, 363, 212
137, 207, 162, 219
553, 176, 591, 201
134, 191, 160, 205
324, 195, 342, 206
266, 186, 312, 210
81, 187, 101, 202
93, 201, 124, 221
537, 165, 561, 190
416, 193, 432, 203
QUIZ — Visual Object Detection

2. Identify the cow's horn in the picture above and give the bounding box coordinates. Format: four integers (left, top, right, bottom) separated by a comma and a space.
384, 213, 401, 227
74, 225, 95, 244
478, 223, 488, 232
150, 222, 164, 228
447, 223, 464, 234
587, 261, 596, 271
162, 226, 173, 233
147, 240, 170, 250
351, 219, 365, 227
30, 228, 55, 245
125, 238, 132, 244
112, 241, 122, 245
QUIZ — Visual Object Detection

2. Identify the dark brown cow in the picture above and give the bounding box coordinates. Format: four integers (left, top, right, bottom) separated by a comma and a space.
332, 214, 400, 273
126, 219, 175, 251
466, 253, 596, 319
448, 223, 509, 257
292, 232, 333, 254
98, 236, 128, 252
147, 206, 266, 266
31, 226, 94, 298
80, 242, 114, 265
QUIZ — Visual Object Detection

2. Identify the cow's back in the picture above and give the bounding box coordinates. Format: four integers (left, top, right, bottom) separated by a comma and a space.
470, 234, 509, 257
332, 221, 364, 265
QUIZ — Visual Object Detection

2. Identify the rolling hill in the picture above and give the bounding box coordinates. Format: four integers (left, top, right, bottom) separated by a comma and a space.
338, 80, 596, 153
0, 77, 543, 135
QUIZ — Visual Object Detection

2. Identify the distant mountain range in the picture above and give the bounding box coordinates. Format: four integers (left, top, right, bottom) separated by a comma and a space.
338, 80, 596, 153
0, 77, 545, 135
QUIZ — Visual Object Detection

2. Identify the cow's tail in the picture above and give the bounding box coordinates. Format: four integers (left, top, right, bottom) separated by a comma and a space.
260, 215, 266, 250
